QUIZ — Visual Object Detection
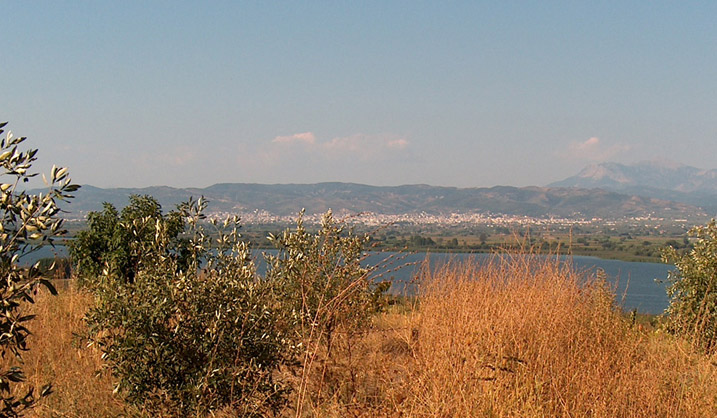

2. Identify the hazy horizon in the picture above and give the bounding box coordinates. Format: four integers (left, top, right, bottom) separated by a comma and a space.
4, 3, 717, 189
64, 156, 717, 192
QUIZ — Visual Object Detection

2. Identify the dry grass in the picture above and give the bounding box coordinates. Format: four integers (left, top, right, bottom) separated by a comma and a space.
7, 254, 717, 417
293, 254, 717, 417
9, 282, 125, 417
390, 255, 717, 417
280, 310, 416, 417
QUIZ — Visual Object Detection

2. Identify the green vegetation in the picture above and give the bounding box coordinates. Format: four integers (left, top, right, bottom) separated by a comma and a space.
69, 197, 385, 415
69, 195, 186, 286
663, 219, 717, 353
365, 228, 689, 262
266, 210, 379, 356
82, 197, 290, 415
0, 122, 77, 417
265, 211, 389, 414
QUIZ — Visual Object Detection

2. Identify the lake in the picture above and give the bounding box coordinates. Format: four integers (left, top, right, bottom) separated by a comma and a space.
25, 246, 674, 315
362, 252, 673, 315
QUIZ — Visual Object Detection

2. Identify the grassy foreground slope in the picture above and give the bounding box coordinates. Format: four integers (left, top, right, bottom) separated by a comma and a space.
13, 254, 717, 417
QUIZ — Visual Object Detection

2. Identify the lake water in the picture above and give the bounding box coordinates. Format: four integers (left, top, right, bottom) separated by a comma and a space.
26, 246, 674, 315
361, 252, 673, 315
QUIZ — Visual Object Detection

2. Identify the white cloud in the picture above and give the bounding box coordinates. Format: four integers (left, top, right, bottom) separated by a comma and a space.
387, 138, 409, 149
323, 135, 363, 152
320, 134, 410, 160
563, 137, 631, 161
575, 136, 600, 151
271, 132, 316, 145
268, 132, 409, 160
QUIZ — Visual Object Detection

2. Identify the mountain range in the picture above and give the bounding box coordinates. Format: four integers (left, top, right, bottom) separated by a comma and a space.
52, 160, 717, 222
60, 182, 705, 221
549, 161, 717, 211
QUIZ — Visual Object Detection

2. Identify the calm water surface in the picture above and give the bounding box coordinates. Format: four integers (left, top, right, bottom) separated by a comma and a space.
362, 252, 673, 315
27, 246, 673, 314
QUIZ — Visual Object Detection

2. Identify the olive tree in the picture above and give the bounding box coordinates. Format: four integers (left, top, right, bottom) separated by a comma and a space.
74, 198, 389, 415
84, 197, 289, 416
69, 195, 185, 286
266, 211, 377, 353
264, 211, 388, 411
663, 219, 717, 352
0, 122, 78, 417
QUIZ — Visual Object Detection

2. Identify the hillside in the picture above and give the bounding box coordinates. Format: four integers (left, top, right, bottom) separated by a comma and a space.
60, 183, 706, 221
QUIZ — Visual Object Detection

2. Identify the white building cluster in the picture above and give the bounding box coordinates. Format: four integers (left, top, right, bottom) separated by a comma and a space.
207, 210, 596, 227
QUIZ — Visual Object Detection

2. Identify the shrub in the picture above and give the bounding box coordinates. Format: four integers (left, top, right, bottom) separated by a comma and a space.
264, 211, 387, 412
84, 197, 289, 415
75, 196, 389, 415
663, 219, 717, 352
0, 122, 77, 417
69, 195, 185, 286
266, 211, 373, 349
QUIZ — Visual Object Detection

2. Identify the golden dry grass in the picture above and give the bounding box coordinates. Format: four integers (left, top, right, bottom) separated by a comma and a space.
390, 255, 717, 417
8, 254, 717, 417
297, 254, 717, 417
10, 283, 125, 417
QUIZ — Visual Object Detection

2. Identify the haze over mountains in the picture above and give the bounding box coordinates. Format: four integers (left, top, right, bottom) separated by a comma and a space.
55, 160, 715, 222
549, 161, 717, 211
61, 183, 704, 222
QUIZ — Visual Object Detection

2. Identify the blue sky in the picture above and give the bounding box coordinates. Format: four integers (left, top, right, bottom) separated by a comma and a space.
3, 1, 716, 188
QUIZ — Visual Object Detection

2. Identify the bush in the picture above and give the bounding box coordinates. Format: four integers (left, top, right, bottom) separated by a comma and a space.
84, 197, 289, 416
265, 211, 388, 412
69, 195, 185, 286
266, 211, 374, 350
0, 122, 77, 417
663, 219, 717, 352
75, 197, 388, 415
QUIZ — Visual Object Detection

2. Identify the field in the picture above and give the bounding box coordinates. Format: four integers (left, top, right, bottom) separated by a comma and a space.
9, 253, 717, 417
236, 220, 694, 263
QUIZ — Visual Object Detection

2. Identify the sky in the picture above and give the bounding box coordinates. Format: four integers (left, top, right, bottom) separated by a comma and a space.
2, 1, 717, 189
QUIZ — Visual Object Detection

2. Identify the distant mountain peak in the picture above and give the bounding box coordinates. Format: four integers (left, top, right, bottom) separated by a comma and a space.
576, 163, 632, 184
549, 161, 717, 211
